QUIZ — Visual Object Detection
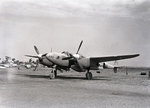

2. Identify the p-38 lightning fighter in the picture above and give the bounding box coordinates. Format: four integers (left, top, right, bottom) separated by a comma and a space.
26, 41, 139, 80
45, 41, 139, 79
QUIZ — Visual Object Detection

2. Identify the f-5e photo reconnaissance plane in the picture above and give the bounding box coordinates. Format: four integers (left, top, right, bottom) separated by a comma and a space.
26, 41, 139, 80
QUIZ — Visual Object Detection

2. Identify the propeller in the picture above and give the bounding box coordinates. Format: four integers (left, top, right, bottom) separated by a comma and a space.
25, 46, 41, 58
25, 46, 47, 59
25, 46, 48, 70
34, 46, 40, 55
76, 40, 83, 54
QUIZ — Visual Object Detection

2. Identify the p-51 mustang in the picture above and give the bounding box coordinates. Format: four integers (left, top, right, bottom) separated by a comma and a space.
26, 41, 139, 80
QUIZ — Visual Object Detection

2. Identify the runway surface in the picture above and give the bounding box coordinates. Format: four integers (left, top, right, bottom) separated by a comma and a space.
0, 68, 150, 108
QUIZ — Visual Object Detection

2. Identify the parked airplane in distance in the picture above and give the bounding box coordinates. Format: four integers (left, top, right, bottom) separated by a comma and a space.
0, 56, 19, 68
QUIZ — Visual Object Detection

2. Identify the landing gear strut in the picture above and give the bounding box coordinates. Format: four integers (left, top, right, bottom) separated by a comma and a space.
85, 71, 93, 80
49, 69, 57, 79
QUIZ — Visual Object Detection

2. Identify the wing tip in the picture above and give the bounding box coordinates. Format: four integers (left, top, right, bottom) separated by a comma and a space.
134, 54, 140, 57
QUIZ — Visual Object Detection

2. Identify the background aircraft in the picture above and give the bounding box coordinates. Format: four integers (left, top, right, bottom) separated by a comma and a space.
19, 59, 37, 70
0, 56, 19, 68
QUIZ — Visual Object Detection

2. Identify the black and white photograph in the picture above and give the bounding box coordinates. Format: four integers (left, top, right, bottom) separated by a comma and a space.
0, 0, 150, 108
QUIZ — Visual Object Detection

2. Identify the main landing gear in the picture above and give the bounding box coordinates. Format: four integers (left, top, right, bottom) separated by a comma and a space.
49, 69, 57, 79
85, 71, 93, 80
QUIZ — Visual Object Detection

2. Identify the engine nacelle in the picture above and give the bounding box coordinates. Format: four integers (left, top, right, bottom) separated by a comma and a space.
99, 63, 118, 73
71, 65, 86, 72
102, 63, 114, 69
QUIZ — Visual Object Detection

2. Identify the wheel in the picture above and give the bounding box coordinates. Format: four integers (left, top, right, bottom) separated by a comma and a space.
49, 70, 56, 79
49, 73, 55, 79
85, 72, 92, 80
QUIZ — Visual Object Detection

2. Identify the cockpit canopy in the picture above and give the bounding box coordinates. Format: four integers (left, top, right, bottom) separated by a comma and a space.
62, 51, 85, 59
61, 51, 71, 57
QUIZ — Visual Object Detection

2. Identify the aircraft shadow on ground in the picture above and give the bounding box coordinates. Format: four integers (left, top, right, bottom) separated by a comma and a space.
20, 74, 50, 79
17, 74, 112, 81
56, 76, 111, 81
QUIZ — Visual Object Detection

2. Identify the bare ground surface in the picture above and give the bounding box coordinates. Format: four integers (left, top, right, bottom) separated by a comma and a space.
0, 68, 150, 108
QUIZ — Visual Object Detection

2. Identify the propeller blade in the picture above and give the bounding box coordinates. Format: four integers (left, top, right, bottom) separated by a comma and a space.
76, 40, 83, 54
34, 46, 40, 55
25, 55, 39, 58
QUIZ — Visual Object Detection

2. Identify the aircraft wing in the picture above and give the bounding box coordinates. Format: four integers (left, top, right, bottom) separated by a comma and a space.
90, 54, 139, 65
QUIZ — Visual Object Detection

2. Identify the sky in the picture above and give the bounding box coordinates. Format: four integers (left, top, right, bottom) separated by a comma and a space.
0, 0, 150, 66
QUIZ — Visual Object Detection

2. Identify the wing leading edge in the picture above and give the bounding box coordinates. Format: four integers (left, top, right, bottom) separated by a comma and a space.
90, 54, 139, 66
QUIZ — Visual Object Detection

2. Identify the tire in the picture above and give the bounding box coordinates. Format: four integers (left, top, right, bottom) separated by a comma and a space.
86, 72, 92, 80
49, 70, 55, 79
49, 74, 55, 79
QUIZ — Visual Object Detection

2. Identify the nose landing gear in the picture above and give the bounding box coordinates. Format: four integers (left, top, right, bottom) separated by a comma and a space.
85, 71, 93, 80
49, 69, 57, 79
